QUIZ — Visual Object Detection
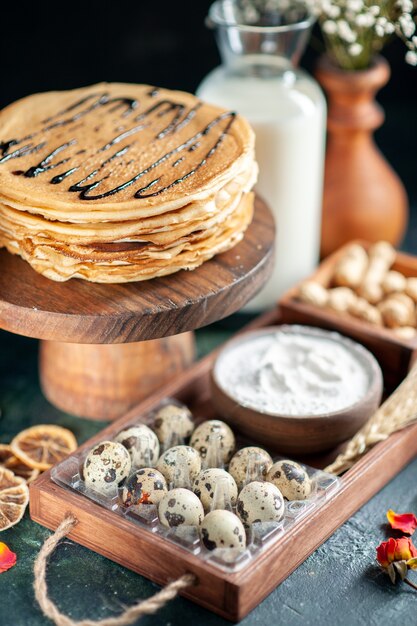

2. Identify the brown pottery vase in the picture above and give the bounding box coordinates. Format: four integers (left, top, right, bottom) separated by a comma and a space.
316, 55, 408, 258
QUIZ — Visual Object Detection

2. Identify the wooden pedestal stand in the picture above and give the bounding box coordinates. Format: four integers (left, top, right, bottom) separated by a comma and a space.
0, 197, 274, 420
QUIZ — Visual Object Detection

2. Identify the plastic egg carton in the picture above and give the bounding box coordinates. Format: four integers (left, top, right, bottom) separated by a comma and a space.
51, 397, 341, 573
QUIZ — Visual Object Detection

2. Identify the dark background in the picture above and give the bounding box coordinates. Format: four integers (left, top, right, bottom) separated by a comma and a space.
1, 0, 417, 234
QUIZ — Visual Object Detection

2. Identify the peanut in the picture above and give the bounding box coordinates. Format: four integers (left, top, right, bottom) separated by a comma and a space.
348, 297, 383, 326
357, 282, 384, 305
358, 241, 395, 304
393, 326, 417, 340
297, 281, 328, 307
327, 287, 357, 313
332, 244, 368, 288
378, 294, 415, 328
405, 277, 417, 302
382, 270, 407, 295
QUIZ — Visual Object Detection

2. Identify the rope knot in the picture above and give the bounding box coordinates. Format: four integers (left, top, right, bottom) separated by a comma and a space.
34, 514, 195, 626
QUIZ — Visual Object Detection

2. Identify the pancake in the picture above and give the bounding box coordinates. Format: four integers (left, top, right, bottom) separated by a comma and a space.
0, 83, 257, 282
0, 83, 254, 214
0, 193, 254, 282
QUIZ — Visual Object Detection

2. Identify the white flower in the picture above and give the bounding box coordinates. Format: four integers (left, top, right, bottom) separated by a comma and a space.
312, 0, 417, 67
327, 5, 341, 18
349, 43, 363, 55
322, 19, 338, 34
355, 12, 375, 28
397, 0, 413, 12
375, 16, 389, 37
346, 0, 363, 12
337, 19, 357, 42
399, 14, 416, 38
304, 0, 321, 16
321, 0, 334, 16
384, 22, 395, 34
405, 50, 417, 65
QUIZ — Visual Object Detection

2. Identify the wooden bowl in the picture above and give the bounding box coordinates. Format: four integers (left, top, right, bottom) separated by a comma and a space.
210, 325, 383, 455
279, 241, 417, 391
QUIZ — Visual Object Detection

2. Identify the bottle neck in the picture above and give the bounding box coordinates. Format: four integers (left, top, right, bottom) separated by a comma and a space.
218, 52, 297, 83
210, 4, 314, 78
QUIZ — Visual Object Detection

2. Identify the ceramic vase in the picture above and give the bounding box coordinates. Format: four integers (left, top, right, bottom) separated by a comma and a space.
316, 54, 408, 258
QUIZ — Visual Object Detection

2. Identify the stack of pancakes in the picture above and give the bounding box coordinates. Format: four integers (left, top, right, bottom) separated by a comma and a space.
0, 83, 257, 283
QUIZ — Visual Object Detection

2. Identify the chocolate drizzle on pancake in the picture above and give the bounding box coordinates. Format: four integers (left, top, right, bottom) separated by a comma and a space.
24, 140, 77, 178
0, 141, 46, 164
50, 168, 79, 184
69, 145, 131, 196
0, 88, 237, 202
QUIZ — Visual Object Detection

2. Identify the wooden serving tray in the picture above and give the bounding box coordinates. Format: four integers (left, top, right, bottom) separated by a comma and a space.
30, 309, 417, 622
279, 241, 417, 390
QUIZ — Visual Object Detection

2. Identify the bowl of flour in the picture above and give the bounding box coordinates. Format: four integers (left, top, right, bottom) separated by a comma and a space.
211, 325, 383, 454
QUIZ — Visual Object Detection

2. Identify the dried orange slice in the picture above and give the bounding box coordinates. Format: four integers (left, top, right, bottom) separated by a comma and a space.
0, 443, 40, 483
10, 425, 77, 471
0, 444, 13, 465
0, 467, 29, 531
4, 457, 40, 484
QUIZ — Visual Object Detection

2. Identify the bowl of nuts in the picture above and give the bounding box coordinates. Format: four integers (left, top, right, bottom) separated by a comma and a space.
279, 240, 417, 389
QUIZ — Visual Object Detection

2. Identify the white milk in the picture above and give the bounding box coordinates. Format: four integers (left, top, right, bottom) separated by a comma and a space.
197, 59, 326, 310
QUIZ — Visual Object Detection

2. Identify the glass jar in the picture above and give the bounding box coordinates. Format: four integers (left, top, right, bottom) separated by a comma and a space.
197, 0, 326, 311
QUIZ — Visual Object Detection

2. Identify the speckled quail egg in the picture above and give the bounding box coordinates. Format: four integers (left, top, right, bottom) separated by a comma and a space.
114, 424, 160, 468
200, 510, 246, 551
236, 481, 285, 526
192, 468, 238, 512
121, 468, 167, 506
266, 460, 312, 501
158, 488, 204, 528
190, 420, 235, 465
156, 445, 201, 488
152, 403, 194, 446
83, 441, 131, 496
228, 447, 273, 491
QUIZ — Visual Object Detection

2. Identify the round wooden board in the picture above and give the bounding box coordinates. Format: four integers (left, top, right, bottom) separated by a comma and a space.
0, 196, 275, 344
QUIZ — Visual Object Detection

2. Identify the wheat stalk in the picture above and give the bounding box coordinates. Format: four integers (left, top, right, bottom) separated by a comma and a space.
325, 361, 417, 474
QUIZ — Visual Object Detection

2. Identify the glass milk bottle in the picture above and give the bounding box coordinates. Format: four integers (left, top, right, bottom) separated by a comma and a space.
197, 0, 326, 311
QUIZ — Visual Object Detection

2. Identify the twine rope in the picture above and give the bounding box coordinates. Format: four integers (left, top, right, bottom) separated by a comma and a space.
33, 515, 195, 626
326, 361, 417, 475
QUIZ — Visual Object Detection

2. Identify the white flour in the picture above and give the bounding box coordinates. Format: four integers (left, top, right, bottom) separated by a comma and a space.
214, 330, 370, 416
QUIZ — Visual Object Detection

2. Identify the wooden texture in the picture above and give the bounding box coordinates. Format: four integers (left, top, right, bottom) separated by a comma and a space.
39, 333, 195, 420
316, 56, 408, 258
279, 241, 417, 390
0, 196, 274, 344
30, 308, 417, 621
0, 196, 273, 420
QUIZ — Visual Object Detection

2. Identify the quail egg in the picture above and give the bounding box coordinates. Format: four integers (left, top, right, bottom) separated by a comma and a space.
190, 420, 235, 465
158, 488, 204, 528
153, 403, 194, 446
114, 424, 160, 468
236, 481, 285, 526
228, 447, 273, 491
121, 467, 167, 506
266, 460, 312, 501
192, 468, 238, 512
83, 441, 131, 496
156, 445, 201, 488
200, 510, 246, 551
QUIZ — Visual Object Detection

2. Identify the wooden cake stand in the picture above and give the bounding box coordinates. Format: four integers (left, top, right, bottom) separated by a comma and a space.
0, 197, 274, 420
